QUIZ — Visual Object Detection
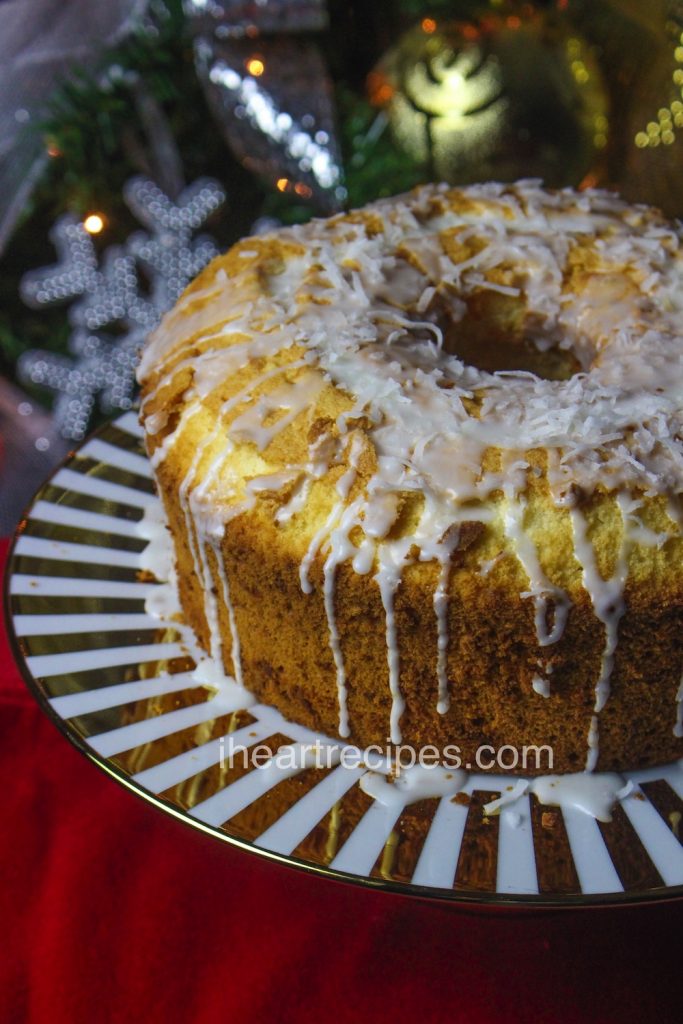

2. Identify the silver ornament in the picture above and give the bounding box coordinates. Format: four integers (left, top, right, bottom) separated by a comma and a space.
124, 176, 225, 311
18, 175, 226, 441
183, 0, 328, 38
20, 216, 99, 308
194, 34, 344, 211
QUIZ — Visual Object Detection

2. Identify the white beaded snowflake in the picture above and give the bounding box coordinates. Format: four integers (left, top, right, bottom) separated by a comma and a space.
19, 175, 225, 440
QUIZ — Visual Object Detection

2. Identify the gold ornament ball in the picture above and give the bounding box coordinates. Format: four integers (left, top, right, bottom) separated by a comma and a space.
371, 11, 609, 188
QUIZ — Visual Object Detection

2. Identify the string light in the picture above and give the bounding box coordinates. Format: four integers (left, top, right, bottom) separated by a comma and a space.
367, 70, 394, 106
571, 59, 589, 85
83, 214, 105, 234
562, 35, 607, 151
421, 18, 436, 34
634, 27, 683, 148
246, 57, 265, 77
594, 113, 608, 149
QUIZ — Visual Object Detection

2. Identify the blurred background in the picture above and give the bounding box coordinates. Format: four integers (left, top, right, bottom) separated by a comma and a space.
0, 0, 681, 531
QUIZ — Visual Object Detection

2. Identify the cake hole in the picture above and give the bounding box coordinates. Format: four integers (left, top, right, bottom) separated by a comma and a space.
425, 292, 582, 381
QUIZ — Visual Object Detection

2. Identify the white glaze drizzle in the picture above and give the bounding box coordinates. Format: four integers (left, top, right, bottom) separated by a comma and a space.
136, 500, 175, 580
432, 551, 455, 714
532, 674, 550, 698
322, 499, 366, 738
502, 476, 570, 647
140, 516, 644, 825
228, 371, 325, 450
137, 181, 683, 763
275, 476, 312, 524
211, 538, 243, 687
318, 435, 367, 736
359, 764, 468, 809
149, 399, 202, 471
375, 539, 413, 744
483, 772, 633, 822
178, 359, 307, 663
570, 496, 631, 771
675, 674, 683, 739
531, 773, 633, 822
299, 501, 344, 594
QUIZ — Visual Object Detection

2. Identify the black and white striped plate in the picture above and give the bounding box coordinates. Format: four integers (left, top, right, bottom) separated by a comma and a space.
6, 412, 683, 907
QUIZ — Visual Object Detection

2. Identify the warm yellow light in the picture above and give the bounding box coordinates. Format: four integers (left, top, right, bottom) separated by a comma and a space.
83, 214, 105, 234
570, 59, 589, 84
276, 178, 289, 192
421, 18, 436, 34
247, 57, 265, 77
634, 132, 649, 148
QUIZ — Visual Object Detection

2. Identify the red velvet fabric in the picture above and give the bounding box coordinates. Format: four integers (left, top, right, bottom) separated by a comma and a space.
1, 536, 681, 1023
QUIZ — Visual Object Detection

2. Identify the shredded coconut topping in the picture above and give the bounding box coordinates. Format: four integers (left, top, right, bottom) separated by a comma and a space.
138, 181, 683, 763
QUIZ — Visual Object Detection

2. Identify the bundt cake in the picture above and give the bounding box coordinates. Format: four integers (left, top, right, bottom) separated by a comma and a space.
137, 181, 683, 775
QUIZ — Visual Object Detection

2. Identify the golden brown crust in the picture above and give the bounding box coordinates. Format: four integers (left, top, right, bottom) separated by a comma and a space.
140, 183, 683, 775
152, 435, 683, 773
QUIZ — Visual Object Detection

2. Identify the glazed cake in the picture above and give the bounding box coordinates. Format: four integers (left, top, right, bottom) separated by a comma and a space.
137, 181, 683, 775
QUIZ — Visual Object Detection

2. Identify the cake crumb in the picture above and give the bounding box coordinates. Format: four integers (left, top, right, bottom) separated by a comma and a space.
451, 791, 470, 806
541, 810, 558, 830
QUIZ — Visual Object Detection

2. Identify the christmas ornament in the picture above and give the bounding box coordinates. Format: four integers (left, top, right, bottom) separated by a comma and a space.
371, 9, 609, 189
124, 176, 225, 313
183, 0, 328, 37
188, 0, 344, 212
20, 332, 143, 443
18, 175, 225, 440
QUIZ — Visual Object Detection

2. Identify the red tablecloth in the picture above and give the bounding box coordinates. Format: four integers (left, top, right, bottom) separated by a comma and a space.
1, 537, 681, 1023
